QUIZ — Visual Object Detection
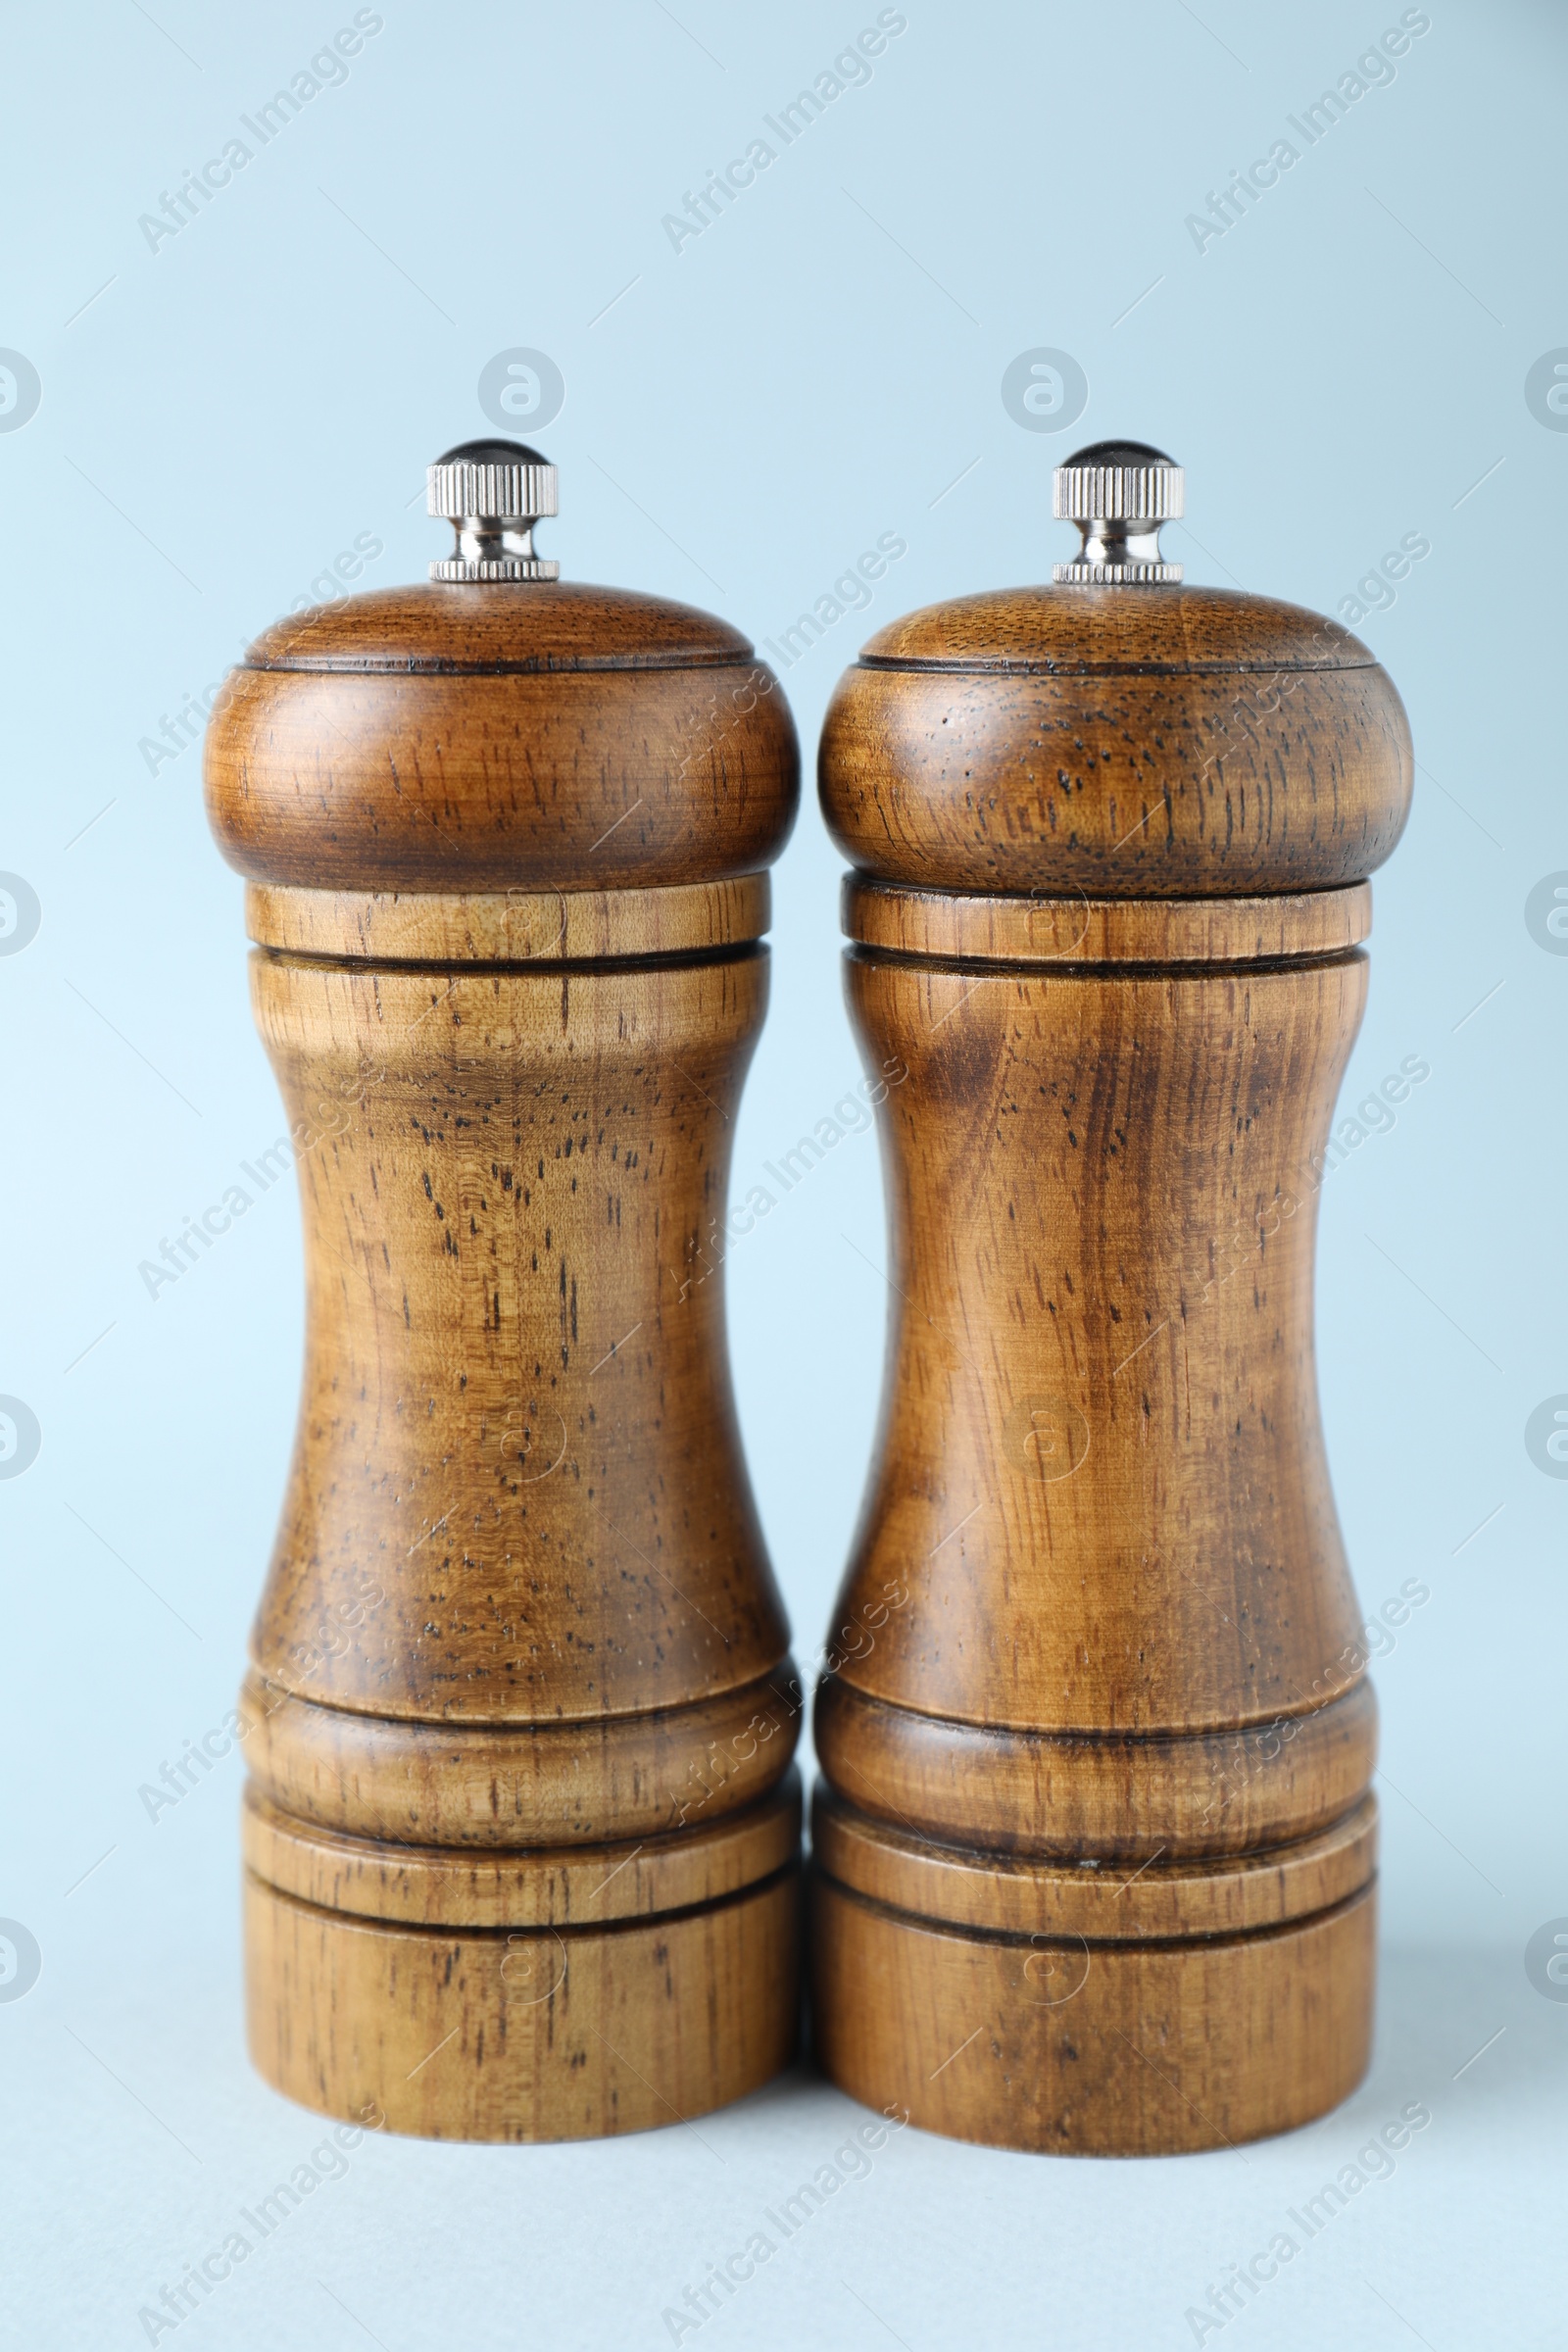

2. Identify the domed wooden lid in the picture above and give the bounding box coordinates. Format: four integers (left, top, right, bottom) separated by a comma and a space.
240, 579, 756, 675
820, 474, 1412, 898
206, 462, 798, 895
858, 581, 1368, 675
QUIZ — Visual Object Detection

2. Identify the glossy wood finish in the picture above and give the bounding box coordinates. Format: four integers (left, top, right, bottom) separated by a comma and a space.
206, 568, 801, 2139
812, 1785, 1377, 1942
242, 579, 760, 671
239, 1664, 803, 1847
812, 577, 1410, 2153
814, 1676, 1377, 1861
247, 1773, 802, 1929
843, 877, 1372, 966
208, 585, 797, 893
246, 949, 787, 1723
821, 585, 1411, 897
812, 1875, 1375, 2157
248, 1857, 800, 2143
857, 581, 1366, 670
246, 874, 769, 963
825, 949, 1370, 1739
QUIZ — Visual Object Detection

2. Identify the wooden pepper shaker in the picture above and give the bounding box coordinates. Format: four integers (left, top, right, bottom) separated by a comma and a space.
205, 441, 803, 2141
809, 442, 1412, 2154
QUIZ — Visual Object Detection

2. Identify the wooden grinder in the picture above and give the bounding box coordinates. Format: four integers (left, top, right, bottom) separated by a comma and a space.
205, 441, 803, 2140
809, 441, 1412, 2153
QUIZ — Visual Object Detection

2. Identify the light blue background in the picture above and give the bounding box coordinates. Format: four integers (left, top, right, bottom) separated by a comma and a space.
1, 2, 1564, 2344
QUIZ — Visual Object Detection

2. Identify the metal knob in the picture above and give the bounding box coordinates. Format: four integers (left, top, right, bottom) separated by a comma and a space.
1053, 439, 1183, 585
428, 438, 560, 581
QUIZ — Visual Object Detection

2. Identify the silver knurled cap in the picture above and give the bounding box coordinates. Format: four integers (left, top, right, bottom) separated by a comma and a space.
428, 454, 560, 522
427, 437, 560, 582
1053, 461, 1184, 523
1053, 439, 1184, 586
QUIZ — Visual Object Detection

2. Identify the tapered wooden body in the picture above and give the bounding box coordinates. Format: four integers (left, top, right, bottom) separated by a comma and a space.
207, 574, 803, 2139
812, 582, 1412, 2153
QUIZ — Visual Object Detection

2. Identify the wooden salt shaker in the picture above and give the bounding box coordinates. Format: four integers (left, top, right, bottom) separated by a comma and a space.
205, 441, 803, 2140
809, 441, 1412, 2153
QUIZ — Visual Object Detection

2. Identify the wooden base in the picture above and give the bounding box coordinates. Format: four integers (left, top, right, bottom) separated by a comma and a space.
243, 1774, 802, 2142
809, 1784, 1376, 2156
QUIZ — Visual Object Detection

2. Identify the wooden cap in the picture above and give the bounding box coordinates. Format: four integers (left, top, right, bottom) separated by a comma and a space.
819, 582, 1413, 898
205, 581, 799, 893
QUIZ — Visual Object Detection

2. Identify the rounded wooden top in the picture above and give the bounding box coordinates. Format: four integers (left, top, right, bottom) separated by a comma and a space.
206, 580, 800, 895
820, 582, 1412, 899
243, 580, 753, 673
858, 581, 1370, 673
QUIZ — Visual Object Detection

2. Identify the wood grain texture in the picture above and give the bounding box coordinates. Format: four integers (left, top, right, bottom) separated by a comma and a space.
820, 585, 1411, 897
814, 1676, 1376, 1861
248, 1857, 800, 2143
209, 667, 797, 892
828, 952, 1370, 1739
812, 1784, 1377, 1941
206, 583, 798, 894
246, 1772, 802, 1929
812, 571, 1405, 2152
240, 1665, 804, 1846
244, 580, 758, 672
210, 565, 802, 2139
858, 582, 1369, 672
248, 949, 789, 1722
843, 878, 1372, 966
246, 874, 769, 962
811, 1874, 1374, 2157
